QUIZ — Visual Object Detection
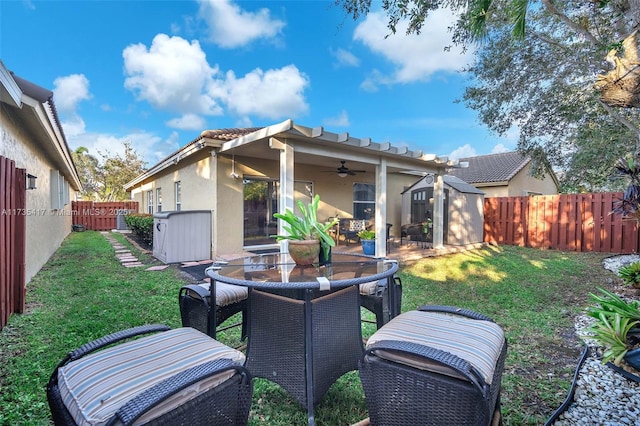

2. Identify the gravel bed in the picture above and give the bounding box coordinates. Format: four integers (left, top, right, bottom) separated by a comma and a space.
551, 255, 640, 426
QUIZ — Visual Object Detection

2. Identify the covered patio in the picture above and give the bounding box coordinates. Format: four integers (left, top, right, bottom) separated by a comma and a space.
125, 119, 465, 260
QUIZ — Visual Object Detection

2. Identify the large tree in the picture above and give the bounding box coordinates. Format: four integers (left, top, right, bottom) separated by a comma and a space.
337, 0, 640, 191
72, 141, 146, 201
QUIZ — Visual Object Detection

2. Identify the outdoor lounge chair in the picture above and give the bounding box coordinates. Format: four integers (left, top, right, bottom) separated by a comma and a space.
47, 324, 253, 426
179, 281, 248, 340
339, 218, 366, 245
360, 276, 402, 329
359, 305, 507, 425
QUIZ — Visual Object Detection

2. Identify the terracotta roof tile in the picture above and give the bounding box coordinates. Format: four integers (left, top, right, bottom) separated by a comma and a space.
447, 151, 530, 184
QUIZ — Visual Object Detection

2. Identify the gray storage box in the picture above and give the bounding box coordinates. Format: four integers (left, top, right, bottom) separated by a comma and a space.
153, 210, 212, 263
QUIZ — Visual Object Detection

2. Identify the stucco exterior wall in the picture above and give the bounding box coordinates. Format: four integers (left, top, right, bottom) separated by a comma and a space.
128, 150, 423, 257
477, 164, 558, 197
508, 164, 558, 196
1, 119, 76, 283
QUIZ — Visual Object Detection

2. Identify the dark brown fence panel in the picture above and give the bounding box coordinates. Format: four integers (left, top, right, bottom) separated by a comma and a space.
484, 192, 639, 254
71, 201, 139, 231
0, 156, 26, 331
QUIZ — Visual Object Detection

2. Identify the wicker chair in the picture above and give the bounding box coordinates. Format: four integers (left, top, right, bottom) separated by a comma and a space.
360, 276, 402, 329
179, 282, 248, 340
359, 305, 507, 426
47, 325, 253, 426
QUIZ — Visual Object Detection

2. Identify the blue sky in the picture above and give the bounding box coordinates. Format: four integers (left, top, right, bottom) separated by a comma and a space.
1, 0, 515, 166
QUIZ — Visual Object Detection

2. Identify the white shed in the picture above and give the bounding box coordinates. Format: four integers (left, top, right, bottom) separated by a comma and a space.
401, 175, 485, 246
153, 210, 212, 263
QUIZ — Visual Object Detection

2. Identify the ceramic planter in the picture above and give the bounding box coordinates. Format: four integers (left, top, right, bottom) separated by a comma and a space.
288, 240, 320, 265
361, 239, 375, 256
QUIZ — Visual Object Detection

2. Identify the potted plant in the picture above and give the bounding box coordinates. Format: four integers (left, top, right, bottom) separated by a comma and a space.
587, 288, 640, 369
272, 194, 338, 265
357, 229, 376, 256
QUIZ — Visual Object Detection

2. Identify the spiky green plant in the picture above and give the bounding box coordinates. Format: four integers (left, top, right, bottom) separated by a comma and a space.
586, 287, 640, 321
589, 312, 639, 365
271, 194, 338, 258
618, 262, 640, 288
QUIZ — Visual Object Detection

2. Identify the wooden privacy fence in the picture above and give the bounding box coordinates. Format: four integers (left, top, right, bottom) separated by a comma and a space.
72, 201, 139, 231
1, 156, 26, 331
484, 192, 639, 253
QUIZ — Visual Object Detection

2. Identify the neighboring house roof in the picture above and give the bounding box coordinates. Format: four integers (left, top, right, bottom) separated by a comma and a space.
402, 175, 485, 195
0, 61, 81, 190
125, 119, 460, 190
447, 151, 530, 184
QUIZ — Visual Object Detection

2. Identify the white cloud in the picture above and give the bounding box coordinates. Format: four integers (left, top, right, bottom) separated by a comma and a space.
60, 115, 86, 138
449, 144, 476, 160
331, 48, 360, 68
353, 10, 472, 89
166, 113, 207, 131
323, 110, 350, 127
222, 65, 309, 119
197, 0, 285, 48
491, 143, 510, 154
123, 34, 309, 125
123, 34, 223, 117
53, 74, 91, 113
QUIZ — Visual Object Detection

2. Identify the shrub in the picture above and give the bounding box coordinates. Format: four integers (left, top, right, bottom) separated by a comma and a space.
124, 213, 154, 246
618, 262, 640, 288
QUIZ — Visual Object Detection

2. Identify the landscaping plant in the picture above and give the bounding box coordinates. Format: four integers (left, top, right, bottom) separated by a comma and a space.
618, 262, 640, 288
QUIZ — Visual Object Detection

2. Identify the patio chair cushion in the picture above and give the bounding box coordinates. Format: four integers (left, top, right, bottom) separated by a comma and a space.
189, 282, 248, 307
57, 327, 245, 425
348, 219, 366, 232
366, 310, 504, 385
360, 280, 383, 296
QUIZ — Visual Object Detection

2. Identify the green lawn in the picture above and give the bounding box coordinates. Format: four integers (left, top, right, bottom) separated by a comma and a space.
0, 231, 615, 425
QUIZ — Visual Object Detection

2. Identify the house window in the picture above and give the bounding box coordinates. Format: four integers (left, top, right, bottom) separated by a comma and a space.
156, 188, 162, 212
175, 181, 181, 211
353, 183, 375, 220
50, 169, 65, 209
147, 190, 154, 214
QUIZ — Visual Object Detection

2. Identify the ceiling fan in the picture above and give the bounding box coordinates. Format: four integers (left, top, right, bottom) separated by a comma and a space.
326, 160, 366, 178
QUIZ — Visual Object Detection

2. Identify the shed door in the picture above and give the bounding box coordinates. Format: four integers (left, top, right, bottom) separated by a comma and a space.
410, 187, 448, 244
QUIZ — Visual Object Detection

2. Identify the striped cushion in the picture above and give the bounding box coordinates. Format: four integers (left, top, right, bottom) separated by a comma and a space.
360, 280, 383, 296
58, 327, 245, 425
189, 282, 247, 307
366, 310, 504, 385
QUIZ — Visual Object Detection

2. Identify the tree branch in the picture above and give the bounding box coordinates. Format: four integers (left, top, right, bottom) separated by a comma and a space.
541, 0, 601, 45
599, 100, 640, 154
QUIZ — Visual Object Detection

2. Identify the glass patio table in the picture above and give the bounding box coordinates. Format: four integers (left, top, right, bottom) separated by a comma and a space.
205, 252, 399, 426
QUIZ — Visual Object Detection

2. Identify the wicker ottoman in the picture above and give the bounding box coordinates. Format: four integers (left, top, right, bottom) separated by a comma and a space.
359, 305, 507, 426
47, 325, 253, 426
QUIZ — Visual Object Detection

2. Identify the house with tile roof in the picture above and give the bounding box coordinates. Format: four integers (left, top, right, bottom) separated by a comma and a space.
124, 120, 463, 258
1, 60, 81, 327
446, 151, 559, 197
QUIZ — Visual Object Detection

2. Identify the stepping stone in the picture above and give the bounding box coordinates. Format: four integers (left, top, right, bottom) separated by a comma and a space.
112, 245, 127, 250
198, 259, 214, 265
123, 262, 144, 268
120, 258, 139, 263
115, 249, 130, 254
146, 265, 170, 271
181, 261, 200, 267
